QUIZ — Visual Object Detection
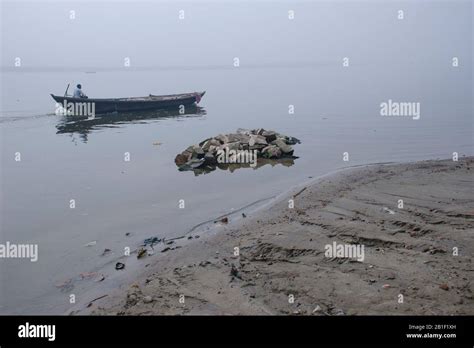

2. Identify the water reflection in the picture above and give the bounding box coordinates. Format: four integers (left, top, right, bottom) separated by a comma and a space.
186, 157, 297, 176
55, 105, 206, 143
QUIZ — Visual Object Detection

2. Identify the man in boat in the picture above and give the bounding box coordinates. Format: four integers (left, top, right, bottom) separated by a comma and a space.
73, 84, 88, 98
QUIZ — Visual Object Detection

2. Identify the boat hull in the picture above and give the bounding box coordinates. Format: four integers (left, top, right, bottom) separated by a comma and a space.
51, 91, 205, 115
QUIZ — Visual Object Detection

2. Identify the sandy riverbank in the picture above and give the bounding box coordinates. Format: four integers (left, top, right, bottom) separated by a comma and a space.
83, 157, 473, 315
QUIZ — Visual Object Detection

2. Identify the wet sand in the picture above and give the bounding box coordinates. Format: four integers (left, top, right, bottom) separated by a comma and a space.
84, 157, 473, 315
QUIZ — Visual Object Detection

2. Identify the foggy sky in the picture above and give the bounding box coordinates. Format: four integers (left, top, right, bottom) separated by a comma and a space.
1, 1, 472, 70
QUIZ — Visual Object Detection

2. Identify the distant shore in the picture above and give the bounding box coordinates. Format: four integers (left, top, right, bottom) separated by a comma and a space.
83, 157, 474, 315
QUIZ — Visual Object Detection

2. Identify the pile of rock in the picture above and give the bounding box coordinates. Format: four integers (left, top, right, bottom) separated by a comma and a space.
175, 128, 301, 171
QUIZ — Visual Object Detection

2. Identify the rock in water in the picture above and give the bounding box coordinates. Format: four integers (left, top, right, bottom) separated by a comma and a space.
285, 136, 301, 145
249, 135, 267, 146
201, 139, 212, 151
215, 134, 229, 144
262, 145, 282, 158
187, 158, 206, 169
272, 139, 294, 156
223, 142, 240, 151
204, 152, 217, 165
175, 129, 300, 172
174, 151, 192, 166
192, 145, 205, 158
262, 130, 277, 142
178, 158, 206, 171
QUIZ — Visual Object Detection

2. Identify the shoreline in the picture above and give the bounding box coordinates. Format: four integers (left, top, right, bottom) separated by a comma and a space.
79, 157, 473, 315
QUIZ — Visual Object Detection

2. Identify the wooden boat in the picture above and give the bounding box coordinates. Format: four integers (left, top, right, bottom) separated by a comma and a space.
51, 91, 205, 115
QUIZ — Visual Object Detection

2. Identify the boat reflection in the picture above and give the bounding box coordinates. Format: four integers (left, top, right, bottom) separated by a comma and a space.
56, 105, 206, 143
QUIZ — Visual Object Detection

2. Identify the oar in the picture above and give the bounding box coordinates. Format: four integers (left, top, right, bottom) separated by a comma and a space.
64, 83, 70, 97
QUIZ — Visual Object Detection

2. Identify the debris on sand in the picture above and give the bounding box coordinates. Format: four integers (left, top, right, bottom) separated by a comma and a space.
439, 283, 449, 291
215, 217, 229, 225
137, 248, 147, 259
79, 272, 98, 280
175, 128, 301, 173
115, 262, 125, 270
230, 264, 241, 280
382, 207, 396, 215
143, 236, 161, 248
143, 295, 153, 303
55, 279, 74, 292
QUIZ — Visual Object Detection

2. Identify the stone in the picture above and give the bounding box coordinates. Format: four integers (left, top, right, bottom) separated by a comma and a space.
143, 296, 153, 303
249, 135, 267, 146
204, 152, 217, 165
192, 145, 205, 158
175, 129, 300, 172
261, 145, 282, 159
272, 139, 294, 155
249, 144, 266, 151
210, 138, 221, 146
199, 137, 212, 147
230, 264, 241, 279
227, 142, 240, 151
215, 217, 228, 224
174, 151, 192, 166
262, 131, 277, 142
225, 133, 251, 145
215, 134, 229, 144
185, 145, 195, 153
439, 283, 449, 291
188, 158, 206, 169
178, 158, 206, 171
236, 128, 251, 135
227, 134, 242, 143
217, 142, 239, 152
285, 136, 301, 145
201, 139, 212, 151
